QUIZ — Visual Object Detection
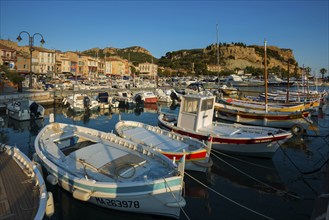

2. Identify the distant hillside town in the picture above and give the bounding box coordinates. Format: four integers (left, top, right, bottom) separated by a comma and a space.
0, 39, 327, 81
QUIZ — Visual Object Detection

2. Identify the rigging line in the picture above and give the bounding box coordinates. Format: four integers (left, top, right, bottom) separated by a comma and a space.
211, 148, 276, 171
274, 137, 324, 196
185, 172, 274, 220
163, 178, 190, 220
275, 135, 329, 175
210, 151, 300, 200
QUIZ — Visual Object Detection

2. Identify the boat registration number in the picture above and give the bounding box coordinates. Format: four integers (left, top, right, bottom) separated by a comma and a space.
95, 197, 140, 208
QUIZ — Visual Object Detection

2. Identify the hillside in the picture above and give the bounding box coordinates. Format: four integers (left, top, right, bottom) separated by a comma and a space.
81, 46, 157, 66
158, 43, 299, 76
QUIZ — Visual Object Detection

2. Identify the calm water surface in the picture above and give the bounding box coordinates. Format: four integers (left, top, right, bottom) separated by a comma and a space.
1, 97, 329, 220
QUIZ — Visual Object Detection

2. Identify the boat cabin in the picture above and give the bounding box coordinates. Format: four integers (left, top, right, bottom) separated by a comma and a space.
177, 95, 215, 132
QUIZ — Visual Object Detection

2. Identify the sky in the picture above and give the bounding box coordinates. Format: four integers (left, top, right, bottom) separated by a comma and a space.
1, 0, 328, 76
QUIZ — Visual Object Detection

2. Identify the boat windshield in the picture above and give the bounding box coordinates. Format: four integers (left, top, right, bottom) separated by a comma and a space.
201, 98, 214, 111
182, 98, 199, 114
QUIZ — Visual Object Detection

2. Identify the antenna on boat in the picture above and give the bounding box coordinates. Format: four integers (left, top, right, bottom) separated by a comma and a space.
264, 39, 268, 112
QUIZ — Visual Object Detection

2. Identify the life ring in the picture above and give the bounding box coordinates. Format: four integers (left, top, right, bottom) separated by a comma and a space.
291, 124, 305, 136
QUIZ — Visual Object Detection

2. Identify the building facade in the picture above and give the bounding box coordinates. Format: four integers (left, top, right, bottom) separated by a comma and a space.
104, 57, 130, 77
138, 62, 158, 78
0, 43, 17, 70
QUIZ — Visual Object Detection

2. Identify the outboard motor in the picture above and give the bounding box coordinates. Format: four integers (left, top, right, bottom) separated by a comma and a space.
29, 102, 40, 118
83, 96, 91, 109
97, 92, 109, 103
134, 94, 143, 104
170, 91, 178, 101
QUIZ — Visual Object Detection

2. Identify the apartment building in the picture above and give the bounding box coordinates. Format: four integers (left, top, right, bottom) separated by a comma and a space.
65, 52, 78, 76
32, 47, 56, 75
138, 62, 158, 78
104, 56, 129, 77
55, 51, 71, 74
77, 55, 89, 77
0, 43, 17, 70
16, 53, 30, 74
87, 57, 98, 78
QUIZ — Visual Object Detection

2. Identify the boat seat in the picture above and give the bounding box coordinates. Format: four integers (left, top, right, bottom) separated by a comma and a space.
43, 140, 67, 162
68, 143, 128, 170
74, 131, 102, 142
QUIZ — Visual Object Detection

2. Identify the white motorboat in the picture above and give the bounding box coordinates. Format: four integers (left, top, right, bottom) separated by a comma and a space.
6, 100, 45, 121
63, 94, 99, 112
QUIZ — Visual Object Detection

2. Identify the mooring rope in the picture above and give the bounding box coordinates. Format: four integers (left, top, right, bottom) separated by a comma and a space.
211, 149, 276, 170
211, 150, 300, 199
163, 178, 191, 220
185, 172, 274, 220
275, 135, 329, 176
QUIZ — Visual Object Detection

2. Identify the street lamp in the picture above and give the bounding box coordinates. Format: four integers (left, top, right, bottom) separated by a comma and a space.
16, 31, 45, 89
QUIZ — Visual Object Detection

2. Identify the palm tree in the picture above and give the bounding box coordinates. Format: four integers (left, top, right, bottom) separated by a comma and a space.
320, 68, 327, 79
305, 66, 311, 76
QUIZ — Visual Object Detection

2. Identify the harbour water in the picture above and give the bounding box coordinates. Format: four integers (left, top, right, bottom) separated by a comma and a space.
1, 91, 329, 220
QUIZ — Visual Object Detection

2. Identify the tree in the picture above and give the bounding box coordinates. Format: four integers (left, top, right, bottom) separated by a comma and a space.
320, 68, 327, 79
304, 67, 311, 76
0, 64, 25, 92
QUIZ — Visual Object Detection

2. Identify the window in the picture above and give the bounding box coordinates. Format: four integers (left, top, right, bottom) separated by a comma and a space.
201, 98, 214, 111
182, 98, 199, 114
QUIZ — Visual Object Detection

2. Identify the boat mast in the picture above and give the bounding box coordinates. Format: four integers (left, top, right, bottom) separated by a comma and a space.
264, 39, 268, 112
286, 59, 290, 103
216, 24, 220, 89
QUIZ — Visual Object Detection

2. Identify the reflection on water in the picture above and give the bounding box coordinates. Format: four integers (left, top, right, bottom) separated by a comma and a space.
7, 117, 44, 134
209, 153, 288, 195
0, 102, 328, 220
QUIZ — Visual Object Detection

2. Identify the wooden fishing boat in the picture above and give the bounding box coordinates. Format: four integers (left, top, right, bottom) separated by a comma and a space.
0, 143, 54, 219
34, 115, 186, 218
115, 120, 213, 172
6, 100, 45, 121
213, 40, 314, 133
158, 95, 292, 158
214, 101, 312, 129
221, 97, 319, 112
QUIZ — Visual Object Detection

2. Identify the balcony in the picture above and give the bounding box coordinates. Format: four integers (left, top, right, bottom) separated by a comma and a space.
1, 55, 17, 61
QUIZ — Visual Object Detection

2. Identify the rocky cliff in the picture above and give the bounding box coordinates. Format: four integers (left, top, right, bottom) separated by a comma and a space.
157, 43, 299, 75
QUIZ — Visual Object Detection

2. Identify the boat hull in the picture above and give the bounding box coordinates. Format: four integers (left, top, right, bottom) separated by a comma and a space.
6, 101, 44, 121
158, 114, 292, 158
214, 106, 310, 129
40, 163, 184, 219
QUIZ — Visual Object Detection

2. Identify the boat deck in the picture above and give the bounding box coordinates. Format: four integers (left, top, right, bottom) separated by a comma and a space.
121, 126, 190, 152
40, 125, 174, 182
0, 152, 39, 220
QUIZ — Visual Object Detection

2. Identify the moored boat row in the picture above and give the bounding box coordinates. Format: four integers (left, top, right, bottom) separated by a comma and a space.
34, 115, 186, 218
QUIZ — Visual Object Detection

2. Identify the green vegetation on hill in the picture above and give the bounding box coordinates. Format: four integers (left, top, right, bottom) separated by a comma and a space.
117, 51, 157, 66
81, 47, 157, 66
158, 47, 226, 75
